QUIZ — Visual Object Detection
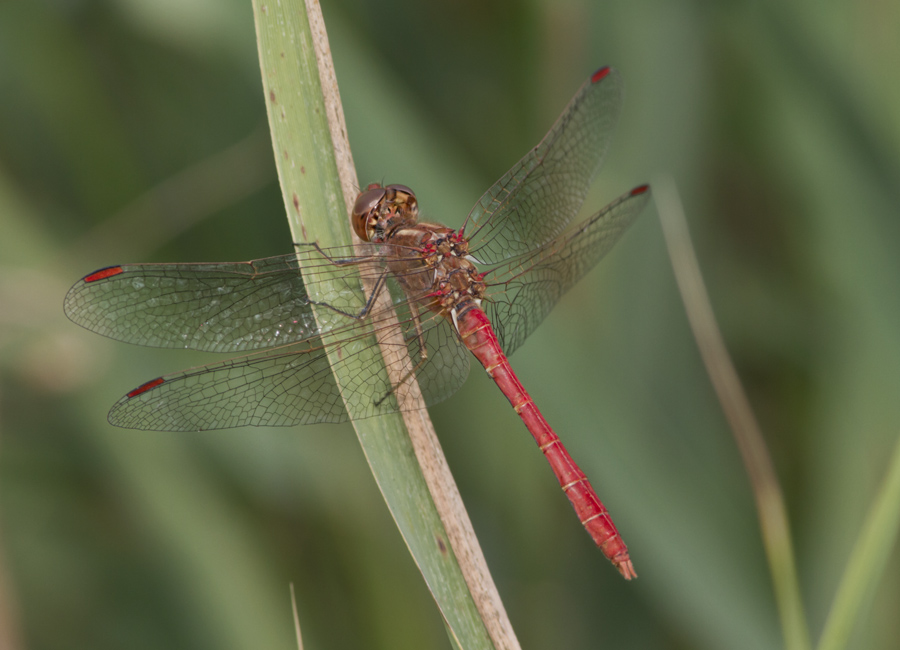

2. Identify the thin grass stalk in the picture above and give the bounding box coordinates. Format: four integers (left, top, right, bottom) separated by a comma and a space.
289, 584, 304, 650
655, 175, 811, 650
816, 434, 900, 650
252, 2, 517, 647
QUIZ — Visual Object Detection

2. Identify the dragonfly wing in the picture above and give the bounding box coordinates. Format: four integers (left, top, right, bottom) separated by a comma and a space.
108, 297, 470, 431
64, 246, 392, 353
333, 278, 471, 415
483, 185, 651, 357
463, 68, 623, 265
391, 297, 471, 408
108, 339, 347, 430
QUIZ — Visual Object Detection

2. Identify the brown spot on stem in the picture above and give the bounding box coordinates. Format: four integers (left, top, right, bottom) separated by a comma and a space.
300, 165, 306, 174
292, 193, 301, 214
436, 535, 448, 555
269, 90, 276, 103
283, 149, 289, 160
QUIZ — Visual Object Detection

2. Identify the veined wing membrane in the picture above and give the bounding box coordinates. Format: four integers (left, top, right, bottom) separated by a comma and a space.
108, 285, 470, 431
462, 68, 623, 265
110, 339, 342, 430
482, 185, 651, 358
388, 280, 471, 408
64, 243, 429, 353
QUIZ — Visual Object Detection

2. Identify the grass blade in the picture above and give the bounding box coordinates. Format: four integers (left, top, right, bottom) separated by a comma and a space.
817, 434, 900, 650
655, 175, 811, 650
251, 2, 517, 647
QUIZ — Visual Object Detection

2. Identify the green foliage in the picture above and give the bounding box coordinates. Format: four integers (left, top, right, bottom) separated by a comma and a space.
1, 0, 899, 648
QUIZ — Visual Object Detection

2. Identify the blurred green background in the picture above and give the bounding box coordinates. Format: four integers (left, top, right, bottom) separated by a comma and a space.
1, 0, 899, 648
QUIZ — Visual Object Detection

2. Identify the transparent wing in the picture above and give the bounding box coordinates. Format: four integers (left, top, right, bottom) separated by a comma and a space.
482, 185, 650, 357
105, 287, 470, 431
64, 244, 422, 353
389, 284, 471, 408
462, 67, 623, 265
108, 338, 344, 430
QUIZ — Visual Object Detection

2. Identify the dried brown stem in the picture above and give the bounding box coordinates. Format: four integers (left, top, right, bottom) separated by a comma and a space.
303, 2, 519, 647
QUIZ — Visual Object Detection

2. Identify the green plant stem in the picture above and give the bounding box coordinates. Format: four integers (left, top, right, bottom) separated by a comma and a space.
251, 2, 517, 648
655, 175, 811, 650
817, 434, 900, 650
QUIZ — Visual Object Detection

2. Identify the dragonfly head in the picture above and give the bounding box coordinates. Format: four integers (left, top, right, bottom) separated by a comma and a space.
352, 183, 419, 243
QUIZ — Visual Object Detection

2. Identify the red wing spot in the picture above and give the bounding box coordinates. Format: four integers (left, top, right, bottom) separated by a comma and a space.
631, 184, 650, 196
591, 67, 611, 83
84, 266, 124, 283
127, 377, 165, 398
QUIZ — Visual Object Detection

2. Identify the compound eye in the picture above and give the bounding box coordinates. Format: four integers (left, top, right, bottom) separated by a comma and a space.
385, 184, 415, 200
386, 184, 417, 210
352, 186, 386, 241
385, 184, 418, 216
353, 186, 386, 217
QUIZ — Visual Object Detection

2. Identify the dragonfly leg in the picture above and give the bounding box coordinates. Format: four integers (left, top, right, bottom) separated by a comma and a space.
303, 266, 391, 322
293, 241, 378, 267
292, 242, 397, 321
373, 298, 431, 407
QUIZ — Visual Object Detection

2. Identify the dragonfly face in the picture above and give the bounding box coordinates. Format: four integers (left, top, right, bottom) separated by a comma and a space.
351, 183, 419, 243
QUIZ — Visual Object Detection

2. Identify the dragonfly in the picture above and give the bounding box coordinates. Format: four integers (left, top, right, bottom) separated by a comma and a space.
65, 67, 650, 579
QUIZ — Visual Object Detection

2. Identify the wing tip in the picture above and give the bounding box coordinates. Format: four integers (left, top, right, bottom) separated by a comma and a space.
630, 184, 650, 196
83, 266, 124, 283
126, 377, 165, 398
591, 66, 611, 84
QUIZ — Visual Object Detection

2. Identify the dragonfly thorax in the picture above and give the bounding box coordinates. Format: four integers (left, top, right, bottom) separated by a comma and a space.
352, 183, 418, 243
421, 232, 487, 322
354, 182, 486, 318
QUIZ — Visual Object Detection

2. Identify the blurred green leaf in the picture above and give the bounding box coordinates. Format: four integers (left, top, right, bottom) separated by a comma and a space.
817, 434, 900, 650
2, 0, 900, 648
252, 2, 497, 648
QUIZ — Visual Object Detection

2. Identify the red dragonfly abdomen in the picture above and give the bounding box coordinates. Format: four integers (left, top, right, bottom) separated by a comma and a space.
456, 306, 636, 579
